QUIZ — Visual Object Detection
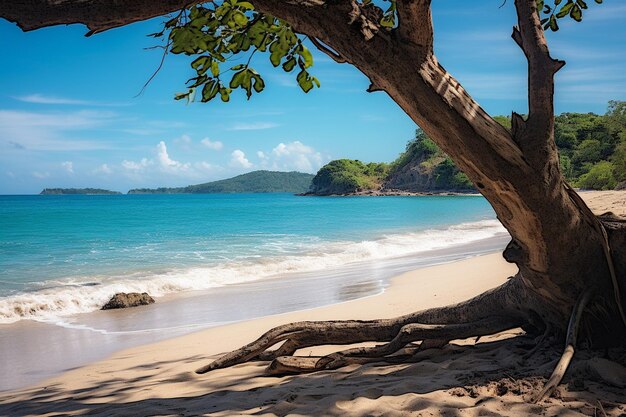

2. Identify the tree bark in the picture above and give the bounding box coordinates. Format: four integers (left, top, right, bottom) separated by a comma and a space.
2, 0, 624, 348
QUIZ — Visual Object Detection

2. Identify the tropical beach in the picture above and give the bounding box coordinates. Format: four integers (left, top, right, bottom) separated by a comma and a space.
2, 0, 626, 415
0, 191, 624, 416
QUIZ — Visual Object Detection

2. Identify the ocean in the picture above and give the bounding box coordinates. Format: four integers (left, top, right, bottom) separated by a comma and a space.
0, 193, 506, 324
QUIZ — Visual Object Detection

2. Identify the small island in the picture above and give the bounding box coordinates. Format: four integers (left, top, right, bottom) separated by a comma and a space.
40, 188, 122, 195
127, 170, 314, 194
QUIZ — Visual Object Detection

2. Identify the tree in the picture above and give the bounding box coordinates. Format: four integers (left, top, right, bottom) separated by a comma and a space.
578, 161, 617, 191
3, 0, 625, 403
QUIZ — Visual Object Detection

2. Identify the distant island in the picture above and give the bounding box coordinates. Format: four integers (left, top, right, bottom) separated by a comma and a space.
40, 188, 122, 195
128, 170, 314, 194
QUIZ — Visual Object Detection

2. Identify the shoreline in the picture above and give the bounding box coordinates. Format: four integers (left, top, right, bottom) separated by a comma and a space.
298, 189, 481, 197
0, 234, 510, 392
1, 253, 520, 414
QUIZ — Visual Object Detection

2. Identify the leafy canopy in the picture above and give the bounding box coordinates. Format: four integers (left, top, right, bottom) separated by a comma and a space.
151, 0, 319, 103
152, 0, 600, 104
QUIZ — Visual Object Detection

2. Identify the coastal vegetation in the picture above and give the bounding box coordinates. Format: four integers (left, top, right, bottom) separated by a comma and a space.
128, 170, 314, 194
308, 159, 390, 195
309, 102, 626, 195
6, 0, 626, 406
40, 188, 121, 195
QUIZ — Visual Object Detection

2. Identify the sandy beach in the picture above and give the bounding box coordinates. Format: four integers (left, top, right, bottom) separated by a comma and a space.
1, 191, 625, 416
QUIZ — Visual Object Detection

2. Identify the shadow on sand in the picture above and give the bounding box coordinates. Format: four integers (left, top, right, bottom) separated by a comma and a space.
1, 336, 624, 417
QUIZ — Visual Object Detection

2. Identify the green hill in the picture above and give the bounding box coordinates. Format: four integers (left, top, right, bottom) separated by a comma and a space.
308, 101, 626, 195
127, 170, 314, 194
308, 160, 390, 195
307, 130, 472, 195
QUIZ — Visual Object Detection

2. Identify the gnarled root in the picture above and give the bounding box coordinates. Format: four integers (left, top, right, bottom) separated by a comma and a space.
265, 317, 519, 375
196, 278, 527, 375
532, 289, 593, 403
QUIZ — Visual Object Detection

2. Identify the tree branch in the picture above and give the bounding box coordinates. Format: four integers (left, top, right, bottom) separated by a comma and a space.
512, 0, 565, 160
1, 0, 196, 34
395, 0, 433, 52
309, 37, 348, 64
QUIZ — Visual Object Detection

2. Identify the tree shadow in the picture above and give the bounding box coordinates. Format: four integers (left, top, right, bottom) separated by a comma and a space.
1, 335, 624, 417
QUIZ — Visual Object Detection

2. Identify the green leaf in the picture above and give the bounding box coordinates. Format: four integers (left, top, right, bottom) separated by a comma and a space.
296, 69, 316, 93
232, 11, 248, 26
230, 69, 246, 88
237, 1, 254, 10
174, 92, 190, 101
556, 1, 574, 18
380, 16, 395, 28
536, 0, 545, 13
298, 45, 314, 69
576, 0, 588, 9
269, 40, 289, 67
202, 80, 220, 102
210, 60, 220, 77
282, 57, 297, 72
251, 73, 265, 93
219, 87, 231, 102
570, 4, 583, 21
549, 14, 559, 31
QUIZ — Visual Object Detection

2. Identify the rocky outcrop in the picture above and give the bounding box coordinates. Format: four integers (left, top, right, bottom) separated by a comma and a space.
102, 292, 155, 310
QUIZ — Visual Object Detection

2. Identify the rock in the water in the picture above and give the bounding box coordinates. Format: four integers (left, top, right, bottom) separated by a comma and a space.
102, 292, 155, 310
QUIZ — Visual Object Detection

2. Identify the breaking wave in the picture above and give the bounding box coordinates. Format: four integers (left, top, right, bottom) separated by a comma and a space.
0, 220, 506, 324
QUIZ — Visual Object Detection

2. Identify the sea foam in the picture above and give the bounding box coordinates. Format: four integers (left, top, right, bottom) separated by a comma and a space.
0, 220, 506, 324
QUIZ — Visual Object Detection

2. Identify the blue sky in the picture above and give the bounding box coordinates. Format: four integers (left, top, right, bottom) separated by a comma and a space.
0, 1, 624, 194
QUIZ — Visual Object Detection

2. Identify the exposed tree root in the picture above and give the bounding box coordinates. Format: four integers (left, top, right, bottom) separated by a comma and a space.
532, 289, 593, 403
264, 318, 519, 375
196, 279, 526, 375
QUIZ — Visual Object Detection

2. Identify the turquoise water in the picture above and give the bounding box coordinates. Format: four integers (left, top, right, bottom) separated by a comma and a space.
0, 194, 504, 323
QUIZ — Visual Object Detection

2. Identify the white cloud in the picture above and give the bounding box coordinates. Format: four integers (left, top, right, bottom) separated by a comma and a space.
14, 93, 130, 107
174, 134, 193, 149
201, 138, 224, 151
0, 110, 114, 151
32, 171, 50, 179
14, 94, 94, 106
156, 141, 190, 172
119, 141, 225, 183
121, 128, 162, 136
227, 122, 279, 131
230, 149, 253, 168
195, 161, 221, 173
122, 158, 152, 171
266, 141, 325, 173
61, 161, 74, 174
257, 151, 267, 159
94, 164, 112, 175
